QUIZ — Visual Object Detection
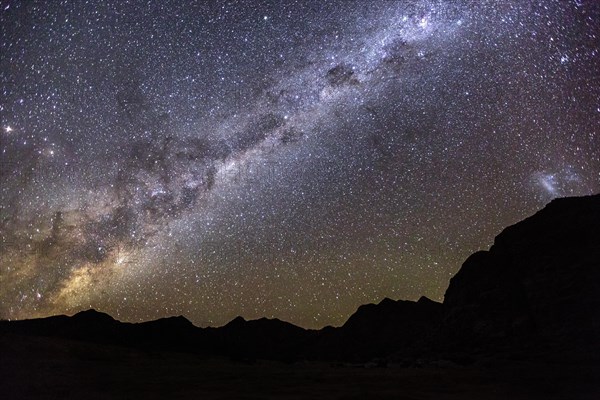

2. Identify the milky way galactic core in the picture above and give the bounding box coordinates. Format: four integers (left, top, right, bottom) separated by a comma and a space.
1, 0, 599, 328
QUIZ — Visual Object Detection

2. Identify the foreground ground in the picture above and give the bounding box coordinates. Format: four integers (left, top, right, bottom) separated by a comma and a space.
1, 335, 598, 400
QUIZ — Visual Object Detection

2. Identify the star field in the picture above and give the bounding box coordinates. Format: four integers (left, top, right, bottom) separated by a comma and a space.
1, 0, 599, 328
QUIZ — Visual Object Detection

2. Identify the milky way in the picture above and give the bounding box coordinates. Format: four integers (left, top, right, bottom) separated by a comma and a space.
1, 0, 599, 328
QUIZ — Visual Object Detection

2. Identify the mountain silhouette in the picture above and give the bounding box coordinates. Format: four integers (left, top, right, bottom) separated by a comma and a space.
309, 296, 443, 361
441, 194, 600, 359
1, 194, 599, 364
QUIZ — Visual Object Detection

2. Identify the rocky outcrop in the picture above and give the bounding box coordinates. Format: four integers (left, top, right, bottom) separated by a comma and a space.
441, 194, 600, 356
311, 296, 443, 361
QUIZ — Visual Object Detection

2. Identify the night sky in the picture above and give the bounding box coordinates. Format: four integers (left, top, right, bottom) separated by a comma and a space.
1, 0, 598, 329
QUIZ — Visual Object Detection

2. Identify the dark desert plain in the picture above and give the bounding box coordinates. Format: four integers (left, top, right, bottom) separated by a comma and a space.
1, 0, 600, 398
1, 336, 598, 400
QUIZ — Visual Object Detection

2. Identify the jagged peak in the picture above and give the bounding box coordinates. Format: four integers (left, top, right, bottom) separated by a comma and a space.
152, 315, 194, 326
72, 309, 115, 321
378, 297, 396, 306
226, 316, 246, 326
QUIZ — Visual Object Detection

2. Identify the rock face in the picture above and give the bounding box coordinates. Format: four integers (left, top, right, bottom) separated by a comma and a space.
311, 296, 443, 361
441, 194, 600, 355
